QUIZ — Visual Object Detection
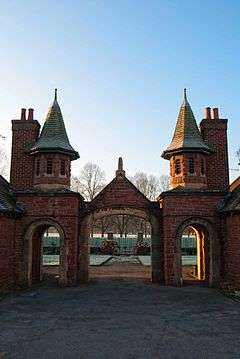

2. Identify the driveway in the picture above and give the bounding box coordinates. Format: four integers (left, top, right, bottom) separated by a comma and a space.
0, 280, 240, 359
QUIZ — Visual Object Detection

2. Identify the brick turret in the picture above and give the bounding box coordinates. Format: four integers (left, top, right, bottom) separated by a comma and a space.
200, 107, 229, 191
10, 108, 40, 191
29, 90, 79, 190
162, 90, 213, 189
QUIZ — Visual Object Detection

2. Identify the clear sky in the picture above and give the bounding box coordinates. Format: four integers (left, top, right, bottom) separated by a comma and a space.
0, 0, 239, 181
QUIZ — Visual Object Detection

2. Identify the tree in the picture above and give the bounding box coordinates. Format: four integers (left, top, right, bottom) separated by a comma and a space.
131, 172, 170, 200
71, 162, 106, 201
236, 148, 240, 166
0, 136, 9, 178
159, 174, 170, 192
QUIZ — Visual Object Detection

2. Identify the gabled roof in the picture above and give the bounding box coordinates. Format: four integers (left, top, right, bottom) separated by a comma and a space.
88, 158, 152, 212
30, 90, 79, 160
162, 90, 213, 160
219, 186, 240, 213
0, 176, 23, 215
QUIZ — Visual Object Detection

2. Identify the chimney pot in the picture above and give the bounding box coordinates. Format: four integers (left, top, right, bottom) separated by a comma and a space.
213, 108, 219, 120
20, 108, 26, 121
205, 107, 211, 120
28, 108, 34, 121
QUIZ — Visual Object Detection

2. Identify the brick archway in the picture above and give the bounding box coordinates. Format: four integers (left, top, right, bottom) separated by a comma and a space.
173, 217, 220, 287
24, 219, 67, 287
78, 206, 163, 284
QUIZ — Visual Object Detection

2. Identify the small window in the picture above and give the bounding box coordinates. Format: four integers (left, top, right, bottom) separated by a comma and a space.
36, 159, 40, 176
188, 158, 195, 174
46, 159, 53, 175
201, 158, 205, 175
60, 160, 65, 176
174, 159, 181, 175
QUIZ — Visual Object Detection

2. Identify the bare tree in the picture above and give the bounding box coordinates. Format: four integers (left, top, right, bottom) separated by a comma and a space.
131, 172, 160, 200
71, 162, 106, 201
0, 136, 9, 178
93, 217, 114, 238
159, 174, 170, 192
236, 148, 240, 167
131, 172, 170, 199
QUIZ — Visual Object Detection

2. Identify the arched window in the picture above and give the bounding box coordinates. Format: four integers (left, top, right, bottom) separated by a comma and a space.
200, 158, 205, 175
60, 160, 65, 176
188, 158, 195, 174
174, 159, 181, 175
36, 159, 40, 176
46, 159, 53, 175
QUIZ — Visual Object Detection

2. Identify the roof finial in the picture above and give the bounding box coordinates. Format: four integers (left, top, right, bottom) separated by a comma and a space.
54, 88, 57, 101
118, 157, 123, 171
116, 157, 125, 179
184, 88, 187, 100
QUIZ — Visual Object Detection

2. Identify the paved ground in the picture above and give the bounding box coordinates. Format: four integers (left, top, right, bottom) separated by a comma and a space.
0, 279, 240, 359
90, 261, 151, 280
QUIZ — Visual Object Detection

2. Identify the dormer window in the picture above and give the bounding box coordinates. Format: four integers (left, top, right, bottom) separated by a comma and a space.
188, 158, 195, 174
60, 160, 65, 176
174, 159, 181, 175
46, 159, 53, 175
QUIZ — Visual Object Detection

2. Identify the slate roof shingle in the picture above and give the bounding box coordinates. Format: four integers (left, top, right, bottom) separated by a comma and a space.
0, 176, 23, 215
162, 90, 213, 159
30, 90, 79, 160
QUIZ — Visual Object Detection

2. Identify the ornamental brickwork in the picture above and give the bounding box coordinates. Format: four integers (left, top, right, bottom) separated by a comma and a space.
0, 90, 240, 292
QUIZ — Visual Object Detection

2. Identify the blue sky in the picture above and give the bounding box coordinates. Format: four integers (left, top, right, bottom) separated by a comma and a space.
0, 0, 239, 181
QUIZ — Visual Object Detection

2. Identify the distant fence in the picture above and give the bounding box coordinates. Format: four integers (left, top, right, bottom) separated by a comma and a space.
90, 237, 151, 255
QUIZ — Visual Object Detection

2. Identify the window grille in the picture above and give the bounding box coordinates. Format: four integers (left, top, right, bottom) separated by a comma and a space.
188, 158, 195, 174
60, 160, 65, 176
36, 159, 40, 176
46, 159, 53, 175
201, 158, 205, 175
174, 159, 181, 175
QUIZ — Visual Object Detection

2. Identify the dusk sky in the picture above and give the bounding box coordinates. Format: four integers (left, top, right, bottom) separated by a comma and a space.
0, 0, 239, 181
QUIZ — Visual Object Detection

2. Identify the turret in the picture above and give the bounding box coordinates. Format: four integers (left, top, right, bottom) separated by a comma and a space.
29, 90, 79, 190
162, 90, 213, 189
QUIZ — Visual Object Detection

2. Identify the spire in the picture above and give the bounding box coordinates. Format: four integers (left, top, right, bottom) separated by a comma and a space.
183, 88, 187, 104
116, 157, 125, 178
30, 90, 79, 160
54, 88, 57, 101
162, 90, 212, 160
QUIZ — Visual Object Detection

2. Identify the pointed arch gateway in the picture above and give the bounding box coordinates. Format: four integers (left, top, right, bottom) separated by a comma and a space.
78, 158, 164, 284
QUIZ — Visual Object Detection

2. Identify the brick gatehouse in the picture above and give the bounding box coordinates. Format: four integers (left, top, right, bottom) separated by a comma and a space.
0, 89, 239, 291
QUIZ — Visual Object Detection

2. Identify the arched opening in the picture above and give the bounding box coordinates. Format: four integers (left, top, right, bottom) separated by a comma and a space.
25, 220, 66, 287
181, 226, 209, 283
174, 218, 219, 286
79, 208, 163, 283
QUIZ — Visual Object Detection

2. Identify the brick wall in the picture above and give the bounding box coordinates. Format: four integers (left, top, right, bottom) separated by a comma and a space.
225, 213, 240, 289
13, 192, 83, 287
33, 153, 71, 190
170, 152, 207, 188
160, 191, 223, 285
0, 216, 15, 291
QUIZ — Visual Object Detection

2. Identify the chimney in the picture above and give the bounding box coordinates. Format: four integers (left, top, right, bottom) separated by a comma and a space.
205, 107, 211, 120
212, 108, 219, 120
20, 108, 26, 121
28, 108, 34, 121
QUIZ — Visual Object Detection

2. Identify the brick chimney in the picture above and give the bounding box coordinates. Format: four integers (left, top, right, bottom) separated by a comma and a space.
10, 108, 40, 191
200, 107, 229, 191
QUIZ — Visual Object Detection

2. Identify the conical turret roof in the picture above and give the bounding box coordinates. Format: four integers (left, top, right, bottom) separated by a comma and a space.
162, 89, 212, 160
30, 90, 79, 160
